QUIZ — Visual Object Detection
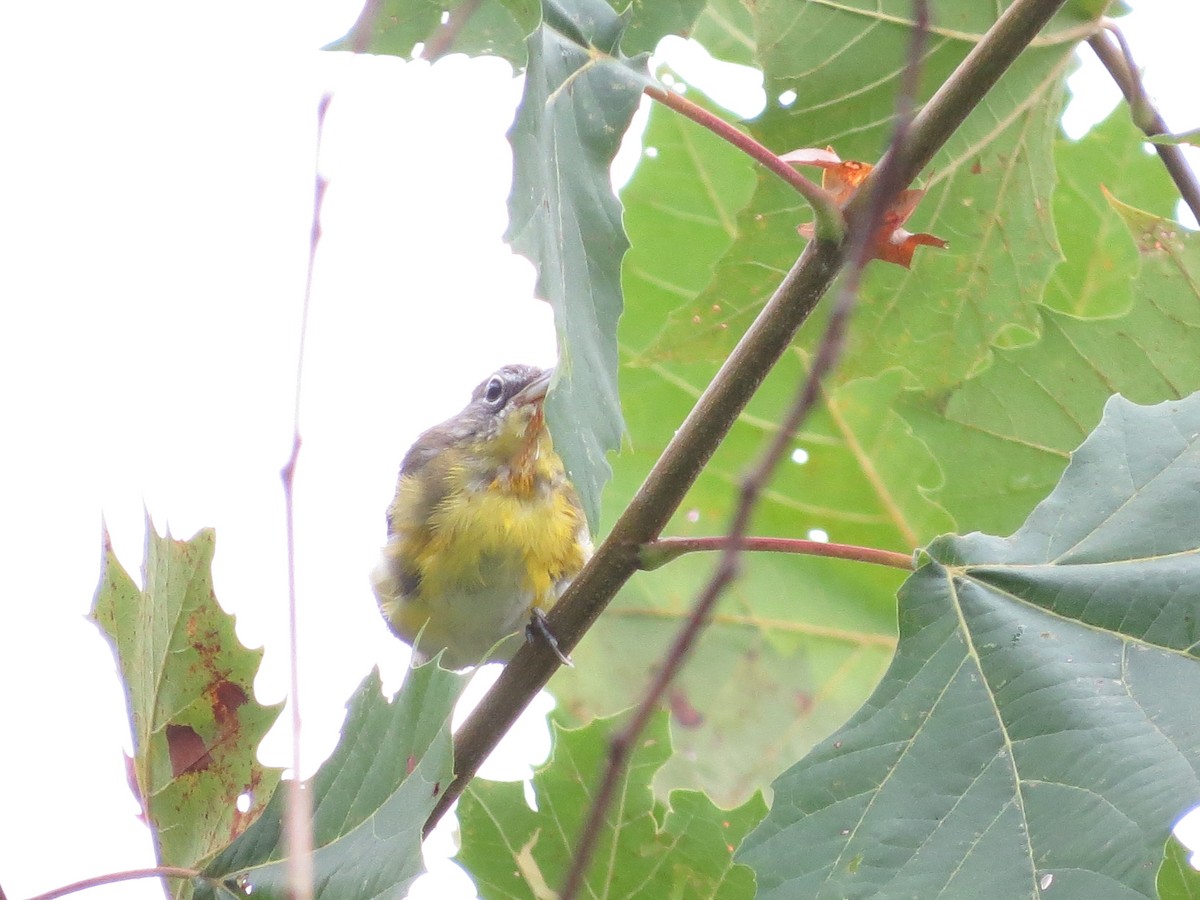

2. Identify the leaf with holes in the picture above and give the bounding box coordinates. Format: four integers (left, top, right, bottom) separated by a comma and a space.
458, 711, 766, 898
606, 0, 709, 56
644, 1, 1104, 386
740, 392, 1200, 899
325, 0, 538, 65
90, 523, 283, 896
197, 664, 466, 899
553, 86, 944, 807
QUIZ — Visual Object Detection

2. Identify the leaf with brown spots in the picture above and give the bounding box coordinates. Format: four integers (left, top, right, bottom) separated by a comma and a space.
167, 724, 213, 777
90, 520, 282, 893
197, 665, 466, 900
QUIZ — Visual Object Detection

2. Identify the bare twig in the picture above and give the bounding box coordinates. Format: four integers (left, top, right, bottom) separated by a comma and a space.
643, 83, 844, 239
426, 0, 1072, 839
277, 92, 331, 900
1088, 25, 1200, 224
23, 867, 204, 900
556, 4, 930, 896
422, 0, 484, 61
640, 536, 914, 571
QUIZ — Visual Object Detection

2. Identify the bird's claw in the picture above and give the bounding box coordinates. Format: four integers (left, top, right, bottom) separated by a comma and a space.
527, 608, 574, 667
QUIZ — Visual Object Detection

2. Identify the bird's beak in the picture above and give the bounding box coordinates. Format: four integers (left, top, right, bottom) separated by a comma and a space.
512, 368, 553, 407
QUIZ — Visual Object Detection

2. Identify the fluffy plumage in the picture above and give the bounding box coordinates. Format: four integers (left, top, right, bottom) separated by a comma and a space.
373, 365, 591, 668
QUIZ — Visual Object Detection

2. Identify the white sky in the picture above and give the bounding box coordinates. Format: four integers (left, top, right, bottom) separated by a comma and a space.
0, 2, 1197, 898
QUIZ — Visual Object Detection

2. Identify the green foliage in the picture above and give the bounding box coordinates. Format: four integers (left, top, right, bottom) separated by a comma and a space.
607, 0, 710, 56
688, 0, 755, 67
325, 0, 537, 64
91, 524, 283, 897
901, 193, 1200, 537
458, 712, 765, 897
648, 3, 1078, 386
1159, 835, 1200, 900
79, 0, 1200, 898
1150, 127, 1200, 149
197, 665, 465, 899
93, 524, 466, 899
1043, 108, 1179, 317
741, 393, 1200, 898
505, 0, 651, 529
552, 87, 909, 805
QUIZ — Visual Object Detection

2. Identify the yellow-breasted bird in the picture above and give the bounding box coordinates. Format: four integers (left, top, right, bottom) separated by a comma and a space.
373, 364, 592, 669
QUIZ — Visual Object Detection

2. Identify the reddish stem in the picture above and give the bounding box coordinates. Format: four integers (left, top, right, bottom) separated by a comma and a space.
643, 83, 844, 240
25, 867, 203, 900
641, 536, 914, 571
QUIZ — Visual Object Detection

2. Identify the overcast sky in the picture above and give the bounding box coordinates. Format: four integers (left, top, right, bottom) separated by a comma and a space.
0, 2, 1197, 898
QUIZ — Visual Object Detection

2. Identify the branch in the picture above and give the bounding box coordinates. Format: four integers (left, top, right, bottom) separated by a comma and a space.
878, 0, 1074, 193
558, 2, 930, 895
1087, 25, 1200, 224
426, 0, 1072, 839
276, 92, 330, 900
23, 867, 204, 900
640, 536, 914, 571
643, 83, 844, 240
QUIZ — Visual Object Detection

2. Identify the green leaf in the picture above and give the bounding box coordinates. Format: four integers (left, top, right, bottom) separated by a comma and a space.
900, 199, 1200, 537
552, 87, 953, 806
552, 83, 961, 805
689, 0, 757, 68
607, 0, 709, 56
740, 392, 1200, 899
1043, 108, 1180, 317
1149, 127, 1200, 148
557, 363, 951, 804
618, 76, 757, 349
458, 711, 766, 898
644, 2, 1093, 393
198, 664, 466, 899
90, 523, 283, 895
325, 0, 538, 65
1158, 834, 1200, 900
507, 0, 651, 529
1069, 0, 1123, 18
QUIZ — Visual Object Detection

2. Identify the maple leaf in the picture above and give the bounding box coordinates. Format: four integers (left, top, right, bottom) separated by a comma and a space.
783, 146, 948, 268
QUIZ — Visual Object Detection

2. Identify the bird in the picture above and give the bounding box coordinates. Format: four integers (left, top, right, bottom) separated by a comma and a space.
372, 364, 592, 669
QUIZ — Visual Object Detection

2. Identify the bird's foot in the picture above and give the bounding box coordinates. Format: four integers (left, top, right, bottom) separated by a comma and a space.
526, 608, 574, 667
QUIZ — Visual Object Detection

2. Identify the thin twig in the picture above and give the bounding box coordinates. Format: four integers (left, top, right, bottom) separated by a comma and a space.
557, 6, 930, 896
643, 83, 843, 239
278, 92, 331, 900
422, 0, 483, 61
23, 867, 204, 900
1087, 25, 1200, 224
426, 0, 1071, 839
640, 536, 914, 571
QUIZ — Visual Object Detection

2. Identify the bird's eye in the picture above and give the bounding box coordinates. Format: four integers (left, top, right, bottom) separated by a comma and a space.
484, 376, 505, 405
